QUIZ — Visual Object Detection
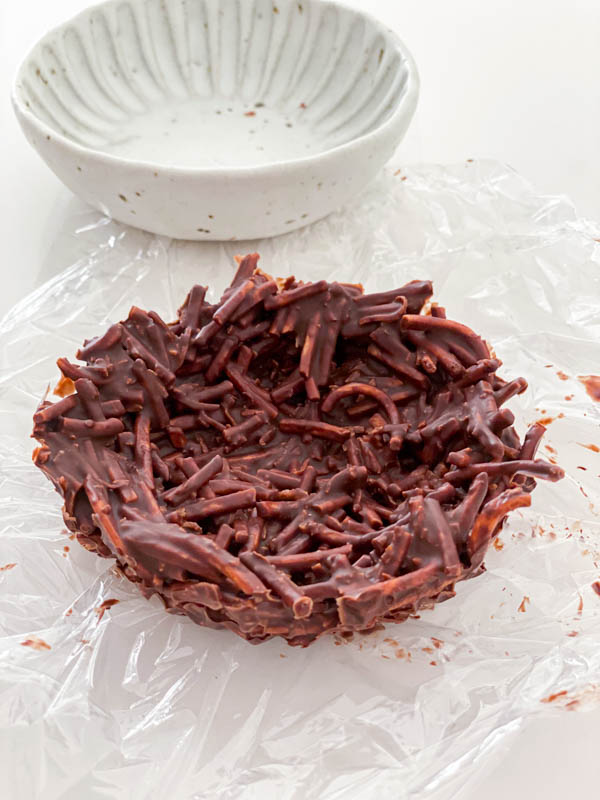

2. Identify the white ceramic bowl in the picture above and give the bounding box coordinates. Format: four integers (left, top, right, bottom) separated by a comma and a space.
12, 0, 418, 241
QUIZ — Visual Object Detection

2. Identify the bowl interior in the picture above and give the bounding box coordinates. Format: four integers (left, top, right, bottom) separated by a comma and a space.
15, 0, 412, 168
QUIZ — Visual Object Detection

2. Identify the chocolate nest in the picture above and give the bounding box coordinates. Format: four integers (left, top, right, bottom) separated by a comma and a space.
33, 254, 563, 646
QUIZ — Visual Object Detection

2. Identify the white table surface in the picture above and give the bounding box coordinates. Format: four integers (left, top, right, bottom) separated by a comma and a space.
2, 1, 600, 798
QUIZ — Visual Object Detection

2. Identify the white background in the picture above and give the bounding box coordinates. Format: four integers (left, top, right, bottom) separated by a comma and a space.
2, 1, 600, 798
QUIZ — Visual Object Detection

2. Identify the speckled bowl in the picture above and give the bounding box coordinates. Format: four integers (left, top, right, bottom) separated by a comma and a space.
12, 0, 419, 241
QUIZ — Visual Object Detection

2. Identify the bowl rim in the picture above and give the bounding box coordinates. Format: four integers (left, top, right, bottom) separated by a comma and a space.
11, 0, 419, 177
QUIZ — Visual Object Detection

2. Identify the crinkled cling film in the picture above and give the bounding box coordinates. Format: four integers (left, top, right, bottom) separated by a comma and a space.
1, 160, 599, 799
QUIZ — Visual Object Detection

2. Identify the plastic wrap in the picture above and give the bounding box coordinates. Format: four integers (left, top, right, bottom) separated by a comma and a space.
1, 159, 599, 800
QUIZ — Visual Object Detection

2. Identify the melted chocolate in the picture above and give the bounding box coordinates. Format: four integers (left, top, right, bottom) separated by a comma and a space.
32, 254, 563, 645
579, 375, 600, 403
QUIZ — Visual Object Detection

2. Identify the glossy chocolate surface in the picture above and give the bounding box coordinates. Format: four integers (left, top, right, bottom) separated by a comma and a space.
33, 255, 563, 645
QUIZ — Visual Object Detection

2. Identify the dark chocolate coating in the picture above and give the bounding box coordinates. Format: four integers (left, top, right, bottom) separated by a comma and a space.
32, 254, 563, 645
